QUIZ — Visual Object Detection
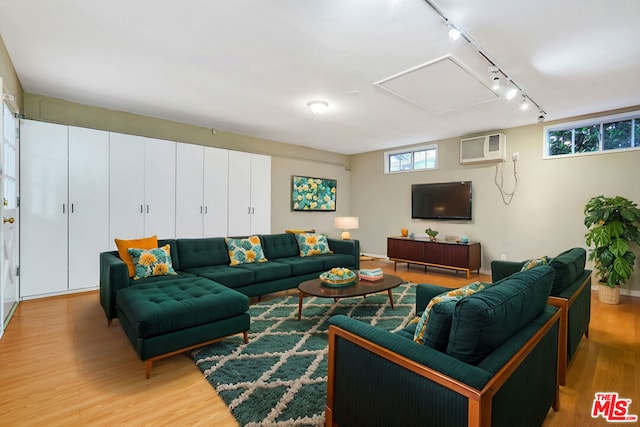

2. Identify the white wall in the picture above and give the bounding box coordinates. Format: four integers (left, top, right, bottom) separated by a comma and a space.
349, 114, 640, 292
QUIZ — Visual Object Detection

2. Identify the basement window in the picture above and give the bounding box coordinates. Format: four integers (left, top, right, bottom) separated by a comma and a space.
385, 144, 438, 174
544, 110, 640, 158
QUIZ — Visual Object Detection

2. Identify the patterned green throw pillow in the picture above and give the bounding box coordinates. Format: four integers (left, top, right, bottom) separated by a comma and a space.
295, 233, 332, 257
521, 256, 550, 271
413, 281, 487, 345
128, 244, 177, 280
225, 235, 268, 266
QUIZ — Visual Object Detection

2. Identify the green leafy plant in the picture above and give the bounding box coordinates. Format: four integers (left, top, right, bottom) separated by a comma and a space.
584, 195, 640, 287
425, 228, 439, 240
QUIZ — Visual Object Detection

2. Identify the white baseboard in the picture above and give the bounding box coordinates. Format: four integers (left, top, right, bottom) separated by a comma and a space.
361, 253, 388, 260
590, 284, 640, 298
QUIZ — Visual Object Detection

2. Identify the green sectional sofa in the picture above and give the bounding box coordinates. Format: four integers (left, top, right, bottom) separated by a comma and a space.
491, 247, 591, 385
100, 233, 359, 377
326, 266, 561, 427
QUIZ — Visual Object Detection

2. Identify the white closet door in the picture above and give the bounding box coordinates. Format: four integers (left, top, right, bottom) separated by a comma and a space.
176, 143, 204, 238
68, 127, 109, 290
109, 133, 145, 247
144, 138, 176, 239
203, 147, 229, 237
227, 151, 252, 236
19, 120, 69, 297
249, 154, 271, 234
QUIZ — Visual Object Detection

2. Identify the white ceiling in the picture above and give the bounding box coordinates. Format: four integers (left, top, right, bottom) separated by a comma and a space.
1, 0, 639, 155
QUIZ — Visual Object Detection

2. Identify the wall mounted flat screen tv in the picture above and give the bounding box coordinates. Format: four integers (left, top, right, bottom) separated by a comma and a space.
411, 181, 472, 220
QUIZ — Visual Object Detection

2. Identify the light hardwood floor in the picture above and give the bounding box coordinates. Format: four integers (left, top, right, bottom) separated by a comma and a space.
0, 260, 637, 426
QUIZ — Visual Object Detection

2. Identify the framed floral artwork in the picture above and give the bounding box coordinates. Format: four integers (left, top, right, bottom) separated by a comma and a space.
291, 176, 336, 211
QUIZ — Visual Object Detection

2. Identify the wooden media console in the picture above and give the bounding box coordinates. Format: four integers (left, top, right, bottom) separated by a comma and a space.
387, 237, 481, 278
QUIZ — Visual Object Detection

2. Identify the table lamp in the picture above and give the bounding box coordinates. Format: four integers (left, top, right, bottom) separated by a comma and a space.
334, 216, 359, 240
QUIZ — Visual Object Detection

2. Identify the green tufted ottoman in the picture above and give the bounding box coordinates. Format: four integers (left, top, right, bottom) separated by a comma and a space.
116, 276, 250, 378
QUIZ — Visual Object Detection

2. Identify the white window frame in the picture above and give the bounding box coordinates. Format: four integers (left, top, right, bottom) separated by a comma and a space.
384, 144, 438, 174
543, 110, 640, 159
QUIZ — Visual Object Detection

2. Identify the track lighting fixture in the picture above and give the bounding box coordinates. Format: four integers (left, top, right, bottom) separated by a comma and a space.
423, 0, 546, 121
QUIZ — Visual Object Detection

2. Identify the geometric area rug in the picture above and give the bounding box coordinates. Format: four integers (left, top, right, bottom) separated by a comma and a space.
191, 283, 416, 426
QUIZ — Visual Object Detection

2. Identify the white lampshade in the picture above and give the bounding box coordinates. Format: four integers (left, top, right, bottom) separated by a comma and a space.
334, 216, 359, 240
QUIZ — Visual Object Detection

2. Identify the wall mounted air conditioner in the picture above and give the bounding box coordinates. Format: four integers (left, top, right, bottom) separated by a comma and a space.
460, 133, 506, 164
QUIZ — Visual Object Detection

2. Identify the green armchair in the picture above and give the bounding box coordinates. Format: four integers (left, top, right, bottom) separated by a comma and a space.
326, 266, 562, 427
491, 247, 591, 385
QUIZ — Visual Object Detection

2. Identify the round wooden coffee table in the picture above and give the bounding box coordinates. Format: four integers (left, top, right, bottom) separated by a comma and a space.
297, 274, 403, 320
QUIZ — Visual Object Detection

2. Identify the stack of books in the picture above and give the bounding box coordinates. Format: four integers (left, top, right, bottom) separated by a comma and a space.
359, 268, 384, 281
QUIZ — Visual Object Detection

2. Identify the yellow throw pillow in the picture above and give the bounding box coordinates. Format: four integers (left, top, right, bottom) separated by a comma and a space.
285, 229, 316, 234
225, 236, 268, 266
115, 235, 158, 278
413, 281, 487, 345
128, 244, 177, 280
520, 256, 550, 271
295, 233, 332, 257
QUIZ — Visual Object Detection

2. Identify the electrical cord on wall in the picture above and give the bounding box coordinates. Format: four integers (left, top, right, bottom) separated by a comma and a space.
495, 158, 518, 205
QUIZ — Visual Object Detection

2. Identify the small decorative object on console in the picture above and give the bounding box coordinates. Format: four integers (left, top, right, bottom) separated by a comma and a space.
319, 267, 356, 286
425, 228, 439, 241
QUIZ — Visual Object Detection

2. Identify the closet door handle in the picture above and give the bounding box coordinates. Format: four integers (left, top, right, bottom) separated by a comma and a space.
140, 204, 144, 213
71, 203, 75, 213
200, 206, 203, 214
205, 206, 208, 214
252, 207, 255, 214
62, 204, 66, 214
247, 207, 251, 214
146, 205, 150, 214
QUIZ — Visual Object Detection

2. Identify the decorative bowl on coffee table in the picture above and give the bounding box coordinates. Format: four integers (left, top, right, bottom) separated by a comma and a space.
319, 268, 356, 287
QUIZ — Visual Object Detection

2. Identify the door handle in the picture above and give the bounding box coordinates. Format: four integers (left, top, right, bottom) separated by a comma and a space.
3, 217, 14, 224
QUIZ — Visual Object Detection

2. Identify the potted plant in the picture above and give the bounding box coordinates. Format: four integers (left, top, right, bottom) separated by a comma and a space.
584, 195, 640, 304
425, 227, 439, 241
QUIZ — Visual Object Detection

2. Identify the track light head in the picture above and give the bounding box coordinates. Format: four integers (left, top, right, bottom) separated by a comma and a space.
492, 76, 500, 90
537, 109, 546, 122
447, 24, 461, 40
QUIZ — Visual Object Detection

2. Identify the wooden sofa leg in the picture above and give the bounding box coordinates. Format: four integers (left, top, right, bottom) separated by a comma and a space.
143, 330, 249, 379
145, 360, 153, 379
585, 326, 589, 338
